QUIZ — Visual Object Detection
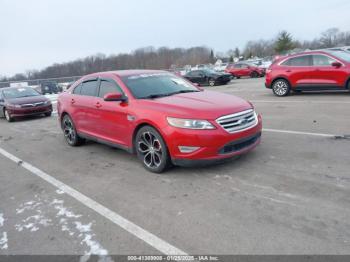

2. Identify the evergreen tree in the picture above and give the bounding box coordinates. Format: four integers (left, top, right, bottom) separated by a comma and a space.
274, 31, 295, 54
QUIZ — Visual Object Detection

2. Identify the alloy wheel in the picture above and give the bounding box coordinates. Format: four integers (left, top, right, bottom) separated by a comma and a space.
209, 79, 215, 86
63, 116, 76, 145
4, 109, 13, 122
273, 80, 289, 96
137, 131, 163, 169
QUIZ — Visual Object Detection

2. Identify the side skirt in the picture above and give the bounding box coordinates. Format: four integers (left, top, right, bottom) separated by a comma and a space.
77, 132, 134, 154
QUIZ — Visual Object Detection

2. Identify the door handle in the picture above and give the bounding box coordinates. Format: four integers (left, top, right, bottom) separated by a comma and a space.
71, 99, 75, 104
286, 70, 291, 73
95, 102, 102, 108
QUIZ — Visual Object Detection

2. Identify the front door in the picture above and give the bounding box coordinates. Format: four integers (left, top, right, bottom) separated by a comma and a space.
311, 54, 347, 88
94, 78, 130, 147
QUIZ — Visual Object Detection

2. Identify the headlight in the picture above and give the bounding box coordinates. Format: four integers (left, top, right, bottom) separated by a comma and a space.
7, 104, 21, 108
44, 100, 52, 105
167, 117, 215, 130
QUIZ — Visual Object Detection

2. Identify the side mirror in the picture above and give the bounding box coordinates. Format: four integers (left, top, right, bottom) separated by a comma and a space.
331, 61, 342, 68
103, 92, 127, 102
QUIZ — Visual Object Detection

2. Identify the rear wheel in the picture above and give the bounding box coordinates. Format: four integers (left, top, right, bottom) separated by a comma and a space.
135, 126, 171, 173
61, 114, 85, 146
4, 109, 14, 122
272, 79, 291, 97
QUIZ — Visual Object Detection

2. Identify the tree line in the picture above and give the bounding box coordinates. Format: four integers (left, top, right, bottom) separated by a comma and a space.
227, 27, 350, 60
1, 27, 349, 83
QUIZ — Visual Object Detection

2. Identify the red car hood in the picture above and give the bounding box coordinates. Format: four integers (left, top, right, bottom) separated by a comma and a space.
6, 95, 49, 105
139, 90, 252, 120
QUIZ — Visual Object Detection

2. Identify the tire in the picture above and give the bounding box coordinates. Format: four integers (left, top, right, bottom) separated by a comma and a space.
135, 126, 171, 173
4, 109, 14, 122
250, 71, 259, 78
61, 114, 85, 146
272, 79, 291, 97
208, 78, 216, 87
45, 112, 52, 117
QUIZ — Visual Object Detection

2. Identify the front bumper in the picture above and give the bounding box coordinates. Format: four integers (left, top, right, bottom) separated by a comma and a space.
163, 114, 263, 166
7, 105, 53, 117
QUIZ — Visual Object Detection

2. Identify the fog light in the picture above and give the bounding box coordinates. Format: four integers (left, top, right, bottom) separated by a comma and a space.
178, 146, 200, 153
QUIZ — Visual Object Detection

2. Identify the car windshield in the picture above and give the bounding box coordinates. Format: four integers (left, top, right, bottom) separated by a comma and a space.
2, 87, 40, 99
122, 73, 199, 99
325, 50, 350, 62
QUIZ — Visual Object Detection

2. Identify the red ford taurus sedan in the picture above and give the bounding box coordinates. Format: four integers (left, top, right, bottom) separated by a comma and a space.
0, 86, 52, 122
57, 70, 262, 173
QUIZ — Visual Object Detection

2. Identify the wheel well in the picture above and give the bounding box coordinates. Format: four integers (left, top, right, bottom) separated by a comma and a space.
271, 77, 291, 88
59, 112, 69, 127
132, 123, 155, 154
346, 77, 350, 89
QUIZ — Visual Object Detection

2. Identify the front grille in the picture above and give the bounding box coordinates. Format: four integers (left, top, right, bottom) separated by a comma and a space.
219, 132, 261, 154
216, 109, 258, 133
21, 102, 45, 108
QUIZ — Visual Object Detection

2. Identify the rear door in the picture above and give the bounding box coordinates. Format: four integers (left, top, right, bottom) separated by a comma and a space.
280, 55, 313, 88
240, 64, 251, 76
311, 54, 347, 88
187, 71, 204, 84
94, 78, 130, 146
73, 79, 99, 136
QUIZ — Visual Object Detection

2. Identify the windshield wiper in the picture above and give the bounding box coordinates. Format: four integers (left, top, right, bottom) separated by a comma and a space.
141, 90, 199, 99
140, 93, 173, 99
172, 90, 200, 94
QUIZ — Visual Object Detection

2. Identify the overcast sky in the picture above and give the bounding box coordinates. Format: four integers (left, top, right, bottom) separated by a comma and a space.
1, 0, 350, 76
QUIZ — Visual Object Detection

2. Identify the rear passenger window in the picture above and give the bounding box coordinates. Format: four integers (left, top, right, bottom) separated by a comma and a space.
99, 80, 123, 98
81, 80, 98, 96
282, 55, 312, 66
72, 83, 82, 94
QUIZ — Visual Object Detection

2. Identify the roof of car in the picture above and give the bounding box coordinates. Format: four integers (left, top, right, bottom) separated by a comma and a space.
0, 86, 31, 91
82, 69, 169, 79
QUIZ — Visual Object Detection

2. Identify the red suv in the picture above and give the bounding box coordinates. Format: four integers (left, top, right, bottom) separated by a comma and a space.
265, 50, 350, 96
57, 70, 262, 173
225, 62, 265, 78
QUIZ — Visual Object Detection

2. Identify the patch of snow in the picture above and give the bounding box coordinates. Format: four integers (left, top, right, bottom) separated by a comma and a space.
75, 222, 92, 233
0, 213, 4, 227
0, 232, 8, 250
56, 189, 65, 195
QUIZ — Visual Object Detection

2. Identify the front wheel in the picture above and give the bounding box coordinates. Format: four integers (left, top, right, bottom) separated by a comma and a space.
208, 78, 215, 87
4, 109, 14, 122
250, 71, 259, 78
135, 126, 171, 173
61, 114, 85, 146
272, 79, 291, 97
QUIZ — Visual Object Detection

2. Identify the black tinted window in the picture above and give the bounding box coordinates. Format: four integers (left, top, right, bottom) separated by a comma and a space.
99, 80, 123, 98
73, 83, 82, 94
234, 64, 241, 68
81, 80, 98, 96
283, 55, 312, 66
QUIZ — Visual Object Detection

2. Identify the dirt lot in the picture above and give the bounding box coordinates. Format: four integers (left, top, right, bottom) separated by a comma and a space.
0, 77, 350, 257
